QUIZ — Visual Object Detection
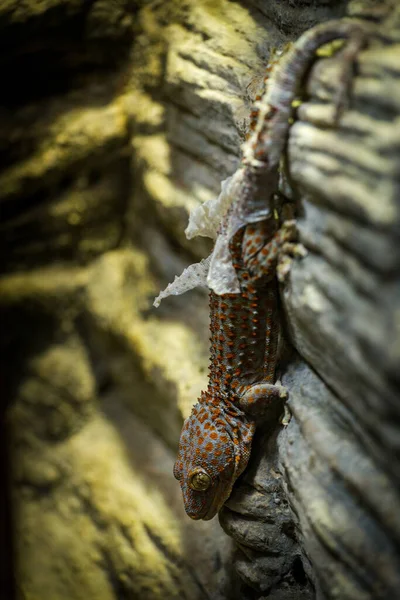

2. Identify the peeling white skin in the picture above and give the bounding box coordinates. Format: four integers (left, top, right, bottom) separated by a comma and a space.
155, 170, 245, 305
185, 174, 237, 241
154, 163, 275, 304
154, 124, 276, 304
153, 255, 212, 307
207, 233, 240, 294
185, 167, 248, 242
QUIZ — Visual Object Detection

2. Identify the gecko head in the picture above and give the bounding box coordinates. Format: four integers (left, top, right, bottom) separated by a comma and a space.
173, 394, 254, 520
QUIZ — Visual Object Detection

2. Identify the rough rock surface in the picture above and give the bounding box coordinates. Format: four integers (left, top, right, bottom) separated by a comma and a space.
217, 2, 400, 600
1, 0, 399, 599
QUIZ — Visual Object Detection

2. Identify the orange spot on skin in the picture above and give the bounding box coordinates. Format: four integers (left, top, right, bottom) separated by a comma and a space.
198, 437, 204, 445
210, 432, 218, 440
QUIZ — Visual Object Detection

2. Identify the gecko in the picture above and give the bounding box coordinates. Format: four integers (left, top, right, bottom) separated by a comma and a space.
174, 215, 295, 520
161, 19, 369, 520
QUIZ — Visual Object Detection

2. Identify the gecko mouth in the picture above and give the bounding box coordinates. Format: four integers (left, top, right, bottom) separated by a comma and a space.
184, 479, 227, 521
203, 500, 222, 520
185, 494, 220, 521
202, 481, 231, 521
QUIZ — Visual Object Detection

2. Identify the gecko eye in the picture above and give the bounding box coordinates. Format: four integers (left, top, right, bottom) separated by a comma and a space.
188, 468, 211, 491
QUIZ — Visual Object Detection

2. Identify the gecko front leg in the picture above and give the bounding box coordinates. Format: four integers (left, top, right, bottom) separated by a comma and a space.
238, 381, 288, 422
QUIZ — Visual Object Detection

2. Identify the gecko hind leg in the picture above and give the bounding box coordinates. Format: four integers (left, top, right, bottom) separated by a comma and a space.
245, 219, 297, 279
246, 219, 305, 282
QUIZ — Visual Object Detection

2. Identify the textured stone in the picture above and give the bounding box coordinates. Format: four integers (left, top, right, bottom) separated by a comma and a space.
218, 4, 400, 599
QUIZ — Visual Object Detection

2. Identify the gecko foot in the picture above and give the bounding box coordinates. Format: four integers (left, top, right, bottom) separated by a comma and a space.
279, 219, 297, 241
277, 241, 307, 283
280, 403, 292, 427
